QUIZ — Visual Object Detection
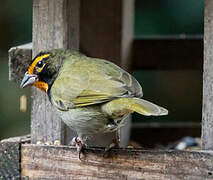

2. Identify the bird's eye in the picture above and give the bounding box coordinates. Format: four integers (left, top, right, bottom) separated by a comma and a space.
37, 61, 43, 68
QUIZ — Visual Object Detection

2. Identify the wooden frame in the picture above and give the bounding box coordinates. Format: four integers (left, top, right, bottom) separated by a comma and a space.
202, 0, 213, 150
1, 0, 213, 179
1, 136, 213, 179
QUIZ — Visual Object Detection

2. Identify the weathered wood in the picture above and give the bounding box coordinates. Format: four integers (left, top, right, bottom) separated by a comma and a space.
202, 0, 213, 150
120, 0, 134, 70
8, 43, 32, 83
21, 144, 213, 180
0, 135, 30, 180
80, 0, 133, 71
31, 0, 80, 144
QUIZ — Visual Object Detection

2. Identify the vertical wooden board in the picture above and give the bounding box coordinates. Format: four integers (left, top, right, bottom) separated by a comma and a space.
80, 0, 122, 65
80, 0, 133, 70
32, 0, 80, 144
202, 0, 213, 150
80, 0, 134, 147
120, 0, 134, 71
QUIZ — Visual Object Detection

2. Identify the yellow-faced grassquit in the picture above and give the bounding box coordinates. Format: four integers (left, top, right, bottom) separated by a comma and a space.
20, 49, 168, 157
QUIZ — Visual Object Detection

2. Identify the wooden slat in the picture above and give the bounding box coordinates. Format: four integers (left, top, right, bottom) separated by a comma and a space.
21, 144, 213, 180
0, 135, 30, 180
80, 0, 133, 71
80, 0, 134, 147
31, 0, 80, 144
132, 39, 203, 70
202, 0, 213, 150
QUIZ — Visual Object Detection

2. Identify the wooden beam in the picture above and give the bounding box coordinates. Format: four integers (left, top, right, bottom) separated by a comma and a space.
31, 0, 80, 144
80, 0, 134, 147
80, 0, 133, 71
0, 136, 30, 179
132, 39, 203, 70
202, 0, 213, 150
21, 144, 213, 179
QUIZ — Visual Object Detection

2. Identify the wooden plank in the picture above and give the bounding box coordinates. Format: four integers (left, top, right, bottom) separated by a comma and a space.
31, 0, 80, 144
0, 135, 30, 180
21, 144, 213, 180
8, 43, 32, 83
202, 0, 213, 150
80, 0, 133, 71
80, 0, 134, 147
120, 0, 134, 70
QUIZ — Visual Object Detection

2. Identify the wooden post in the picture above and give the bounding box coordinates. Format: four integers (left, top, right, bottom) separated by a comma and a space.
202, 0, 213, 150
80, 0, 133, 71
80, 0, 134, 146
31, 0, 80, 144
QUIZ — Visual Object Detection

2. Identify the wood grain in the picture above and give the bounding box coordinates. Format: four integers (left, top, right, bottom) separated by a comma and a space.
8, 43, 32, 83
80, 0, 133, 71
0, 135, 30, 180
202, 0, 213, 150
21, 144, 213, 180
32, 0, 80, 144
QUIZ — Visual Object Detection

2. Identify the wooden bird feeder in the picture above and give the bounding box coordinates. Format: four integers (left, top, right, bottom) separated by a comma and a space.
1, 0, 213, 179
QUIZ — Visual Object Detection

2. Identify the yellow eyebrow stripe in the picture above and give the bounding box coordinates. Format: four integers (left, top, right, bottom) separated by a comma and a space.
28, 54, 50, 74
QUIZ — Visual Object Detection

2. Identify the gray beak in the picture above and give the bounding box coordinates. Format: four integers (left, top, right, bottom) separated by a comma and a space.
20, 72, 38, 88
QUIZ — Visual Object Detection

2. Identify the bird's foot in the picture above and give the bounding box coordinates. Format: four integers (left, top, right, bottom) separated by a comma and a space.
103, 137, 120, 157
71, 137, 86, 160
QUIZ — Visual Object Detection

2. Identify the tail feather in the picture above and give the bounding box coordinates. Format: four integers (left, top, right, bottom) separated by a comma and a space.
102, 97, 168, 117
129, 98, 168, 116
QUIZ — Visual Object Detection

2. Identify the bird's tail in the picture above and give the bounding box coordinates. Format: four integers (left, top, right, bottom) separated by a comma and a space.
102, 98, 168, 117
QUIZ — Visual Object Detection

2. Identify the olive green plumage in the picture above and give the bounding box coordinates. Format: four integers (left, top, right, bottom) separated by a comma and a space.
22, 49, 168, 144
45, 49, 168, 139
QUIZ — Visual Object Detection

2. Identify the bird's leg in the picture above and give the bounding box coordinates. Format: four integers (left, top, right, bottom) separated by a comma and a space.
104, 131, 120, 156
71, 137, 85, 160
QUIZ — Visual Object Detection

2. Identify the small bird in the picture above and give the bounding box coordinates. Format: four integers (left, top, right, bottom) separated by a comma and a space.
20, 49, 168, 158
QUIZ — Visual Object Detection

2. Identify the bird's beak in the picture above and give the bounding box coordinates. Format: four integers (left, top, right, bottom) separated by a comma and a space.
20, 72, 38, 88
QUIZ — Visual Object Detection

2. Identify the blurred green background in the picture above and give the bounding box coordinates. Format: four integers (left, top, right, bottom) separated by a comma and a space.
0, 0, 204, 140
0, 0, 32, 139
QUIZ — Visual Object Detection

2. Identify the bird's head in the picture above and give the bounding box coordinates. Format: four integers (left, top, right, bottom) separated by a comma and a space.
20, 49, 68, 92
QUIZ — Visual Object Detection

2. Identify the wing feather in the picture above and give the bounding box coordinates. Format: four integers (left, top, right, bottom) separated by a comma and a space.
50, 54, 142, 110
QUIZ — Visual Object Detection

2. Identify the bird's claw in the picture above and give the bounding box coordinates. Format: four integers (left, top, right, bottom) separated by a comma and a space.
71, 137, 86, 160
103, 137, 120, 157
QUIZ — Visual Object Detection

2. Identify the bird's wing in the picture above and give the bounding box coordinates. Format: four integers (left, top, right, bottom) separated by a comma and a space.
50, 56, 142, 110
